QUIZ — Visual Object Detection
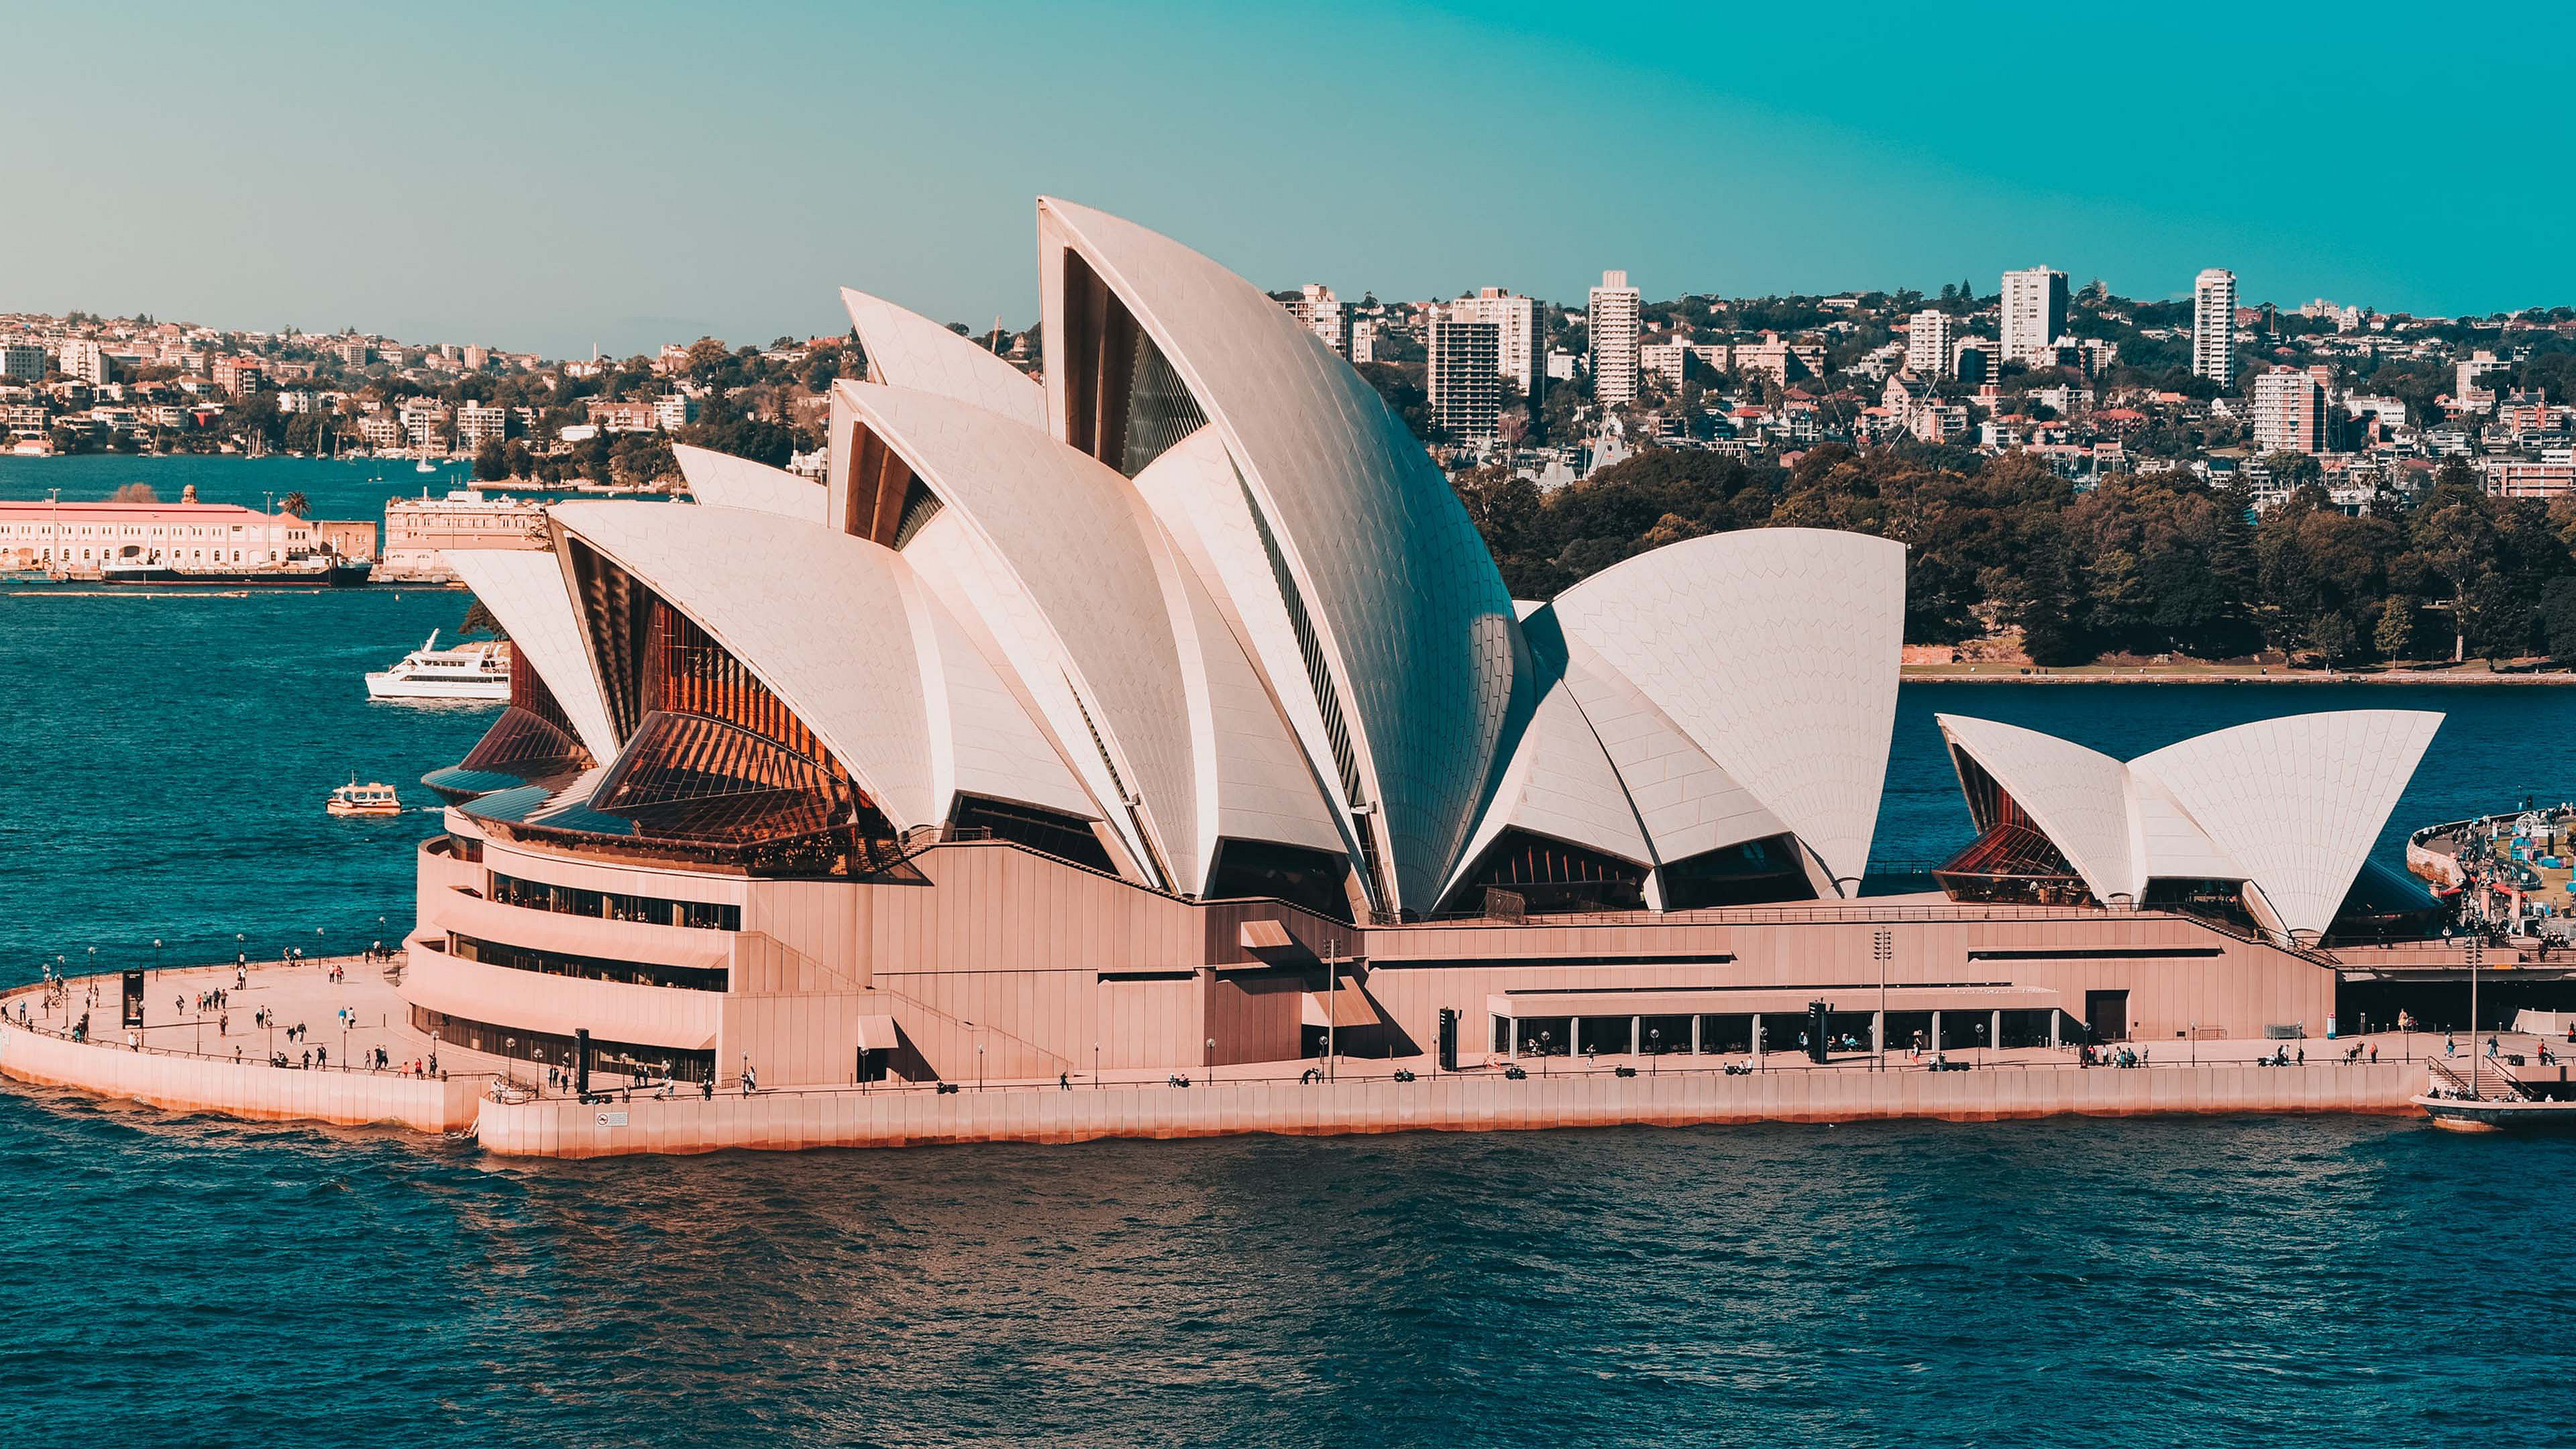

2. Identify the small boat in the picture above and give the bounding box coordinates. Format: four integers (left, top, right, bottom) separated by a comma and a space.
416, 458, 439, 473
366, 629, 510, 701
327, 778, 403, 817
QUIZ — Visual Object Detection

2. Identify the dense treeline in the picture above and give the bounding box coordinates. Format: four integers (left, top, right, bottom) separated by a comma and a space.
1453, 447, 2576, 666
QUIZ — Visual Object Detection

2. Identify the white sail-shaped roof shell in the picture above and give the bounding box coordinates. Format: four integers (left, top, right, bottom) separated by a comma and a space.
837, 380, 1201, 890
839, 287, 1044, 430
1036, 196, 1519, 914
672, 443, 825, 524
1935, 714, 2140, 899
441, 547, 621, 765
549, 501, 1089, 833
1938, 709, 2442, 938
1440, 662, 1656, 906
1550, 528, 1906, 891
1546, 615, 1787, 867
1128, 425, 1356, 839
2130, 710, 2440, 938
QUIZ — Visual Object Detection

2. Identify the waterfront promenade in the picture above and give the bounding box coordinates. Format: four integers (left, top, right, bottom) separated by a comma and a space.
0, 955, 2490, 1157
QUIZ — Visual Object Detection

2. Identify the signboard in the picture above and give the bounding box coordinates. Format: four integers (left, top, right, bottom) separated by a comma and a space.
594, 1111, 628, 1127
121, 970, 146, 1030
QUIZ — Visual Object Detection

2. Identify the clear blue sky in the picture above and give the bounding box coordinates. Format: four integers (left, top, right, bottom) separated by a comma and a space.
8, 1, 2568, 358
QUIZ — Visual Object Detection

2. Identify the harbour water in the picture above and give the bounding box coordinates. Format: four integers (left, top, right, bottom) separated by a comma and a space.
5, 458, 2575, 1444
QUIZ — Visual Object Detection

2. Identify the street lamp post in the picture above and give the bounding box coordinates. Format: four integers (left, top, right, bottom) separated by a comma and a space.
1094, 1040, 1102, 1090
2467, 936, 2485, 1098
1325, 936, 1339, 1085
1872, 928, 1892, 1071
1649, 1028, 1660, 1076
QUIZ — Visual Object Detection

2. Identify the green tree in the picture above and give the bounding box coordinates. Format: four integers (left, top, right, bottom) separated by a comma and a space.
2308, 611, 2359, 666
278, 490, 310, 519
2374, 595, 2418, 661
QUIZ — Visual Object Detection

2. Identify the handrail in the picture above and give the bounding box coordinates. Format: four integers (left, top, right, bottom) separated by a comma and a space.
0, 1009, 486, 1081
473, 1045, 2419, 1106
1387, 898, 2344, 966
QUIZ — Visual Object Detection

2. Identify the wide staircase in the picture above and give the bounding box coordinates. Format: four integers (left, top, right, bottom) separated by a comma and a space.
2427, 1055, 2538, 1102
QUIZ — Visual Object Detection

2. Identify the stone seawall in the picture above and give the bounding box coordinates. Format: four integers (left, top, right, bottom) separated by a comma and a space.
0, 1024, 484, 1134
475, 1062, 2424, 1159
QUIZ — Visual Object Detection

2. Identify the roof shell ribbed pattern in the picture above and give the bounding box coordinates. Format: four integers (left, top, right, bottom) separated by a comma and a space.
1036, 197, 1519, 912
839, 284, 1051, 425
672, 443, 826, 524
1441, 651, 1655, 904
549, 500, 1087, 832
1550, 527, 1906, 889
1933, 714, 2139, 899
2130, 710, 2441, 936
441, 547, 623, 765
1547, 618, 1785, 866
1937, 709, 2441, 937
839, 287, 1046, 430
837, 380, 1203, 888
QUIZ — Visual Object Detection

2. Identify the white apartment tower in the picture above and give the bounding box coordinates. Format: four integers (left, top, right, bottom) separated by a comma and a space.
1282, 284, 1353, 358
2251, 370, 2326, 455
2000, 266, 2069, 364
1448, 288, 1543, 401
2192, 268, 2238, 389
1588, 270, 1643, 405
56, 339, 109, 386
1906, 309, 1955, 378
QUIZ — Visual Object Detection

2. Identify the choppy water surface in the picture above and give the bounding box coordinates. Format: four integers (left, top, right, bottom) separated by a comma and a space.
3, 1093, 2568, 1448
5, 459, 2575, 1445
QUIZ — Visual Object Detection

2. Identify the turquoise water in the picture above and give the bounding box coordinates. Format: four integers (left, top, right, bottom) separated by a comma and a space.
5, 458, 2574, 1446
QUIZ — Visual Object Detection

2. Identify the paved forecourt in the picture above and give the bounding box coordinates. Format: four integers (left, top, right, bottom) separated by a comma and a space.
0, 957, 2497, 1155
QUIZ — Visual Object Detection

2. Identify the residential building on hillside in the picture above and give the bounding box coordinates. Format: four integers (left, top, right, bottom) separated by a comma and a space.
1426, 315, 1501, 441
2253, 370, 2326, 454
457, 402, 508, 449
0, 342, 44, 379
1906, 309, 1953, 377
1282, 284, 1353, 358
57, 339, 109, 386
2000, 267, 2068, 364
1446, 288, 1543, 400
2193, 268, 2237, 388
1589, 270, 1642, 405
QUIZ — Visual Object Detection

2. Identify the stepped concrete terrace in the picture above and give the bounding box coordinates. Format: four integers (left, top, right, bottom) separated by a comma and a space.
0, 955, 2526, 1157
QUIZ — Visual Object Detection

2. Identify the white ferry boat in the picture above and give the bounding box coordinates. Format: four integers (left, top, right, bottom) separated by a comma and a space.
365, 629, 510, 701
326, 779, 404, 817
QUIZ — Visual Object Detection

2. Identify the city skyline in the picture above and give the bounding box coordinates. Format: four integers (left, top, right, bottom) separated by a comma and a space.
9, 2, 2575, 358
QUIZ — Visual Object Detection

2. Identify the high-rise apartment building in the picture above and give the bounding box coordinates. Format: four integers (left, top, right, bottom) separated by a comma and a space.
1446, 288, 1543, 401
56, 339, 109, 386
0, 342, 44, 379
1588, 270, 1642, 405
1999, 266, 2068, 364
2252, 370, 2326, 455
1905, 309, 1955, 377
1426, 316, 1502, 441
2192, 269, 2237, 389
1281, 284, 1352, 358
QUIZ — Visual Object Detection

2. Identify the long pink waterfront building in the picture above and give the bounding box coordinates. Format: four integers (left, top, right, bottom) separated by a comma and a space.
394, 197, 2461, 1104
0, 484, 373, 572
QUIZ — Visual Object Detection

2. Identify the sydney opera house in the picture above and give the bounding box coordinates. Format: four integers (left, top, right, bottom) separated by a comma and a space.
405, 198, 2446, 1091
